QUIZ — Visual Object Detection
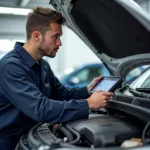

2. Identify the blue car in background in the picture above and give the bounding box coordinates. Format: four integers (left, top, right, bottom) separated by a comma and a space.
57, 63, 148, 88
58, 63, 110, 88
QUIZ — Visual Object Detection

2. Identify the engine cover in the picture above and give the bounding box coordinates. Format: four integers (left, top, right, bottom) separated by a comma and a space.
66, 114, 140, 147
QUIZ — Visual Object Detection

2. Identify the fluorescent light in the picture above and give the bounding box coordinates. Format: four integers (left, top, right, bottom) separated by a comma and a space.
0, 7, 32, 16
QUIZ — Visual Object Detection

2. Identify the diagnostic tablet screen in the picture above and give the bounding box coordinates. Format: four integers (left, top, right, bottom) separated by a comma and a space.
90, 77, 122, 93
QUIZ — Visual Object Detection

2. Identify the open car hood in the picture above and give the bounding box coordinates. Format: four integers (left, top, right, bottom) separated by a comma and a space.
49, 0, 150, 78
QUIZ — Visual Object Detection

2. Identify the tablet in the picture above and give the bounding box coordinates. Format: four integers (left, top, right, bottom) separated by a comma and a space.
90, 76, 122, 93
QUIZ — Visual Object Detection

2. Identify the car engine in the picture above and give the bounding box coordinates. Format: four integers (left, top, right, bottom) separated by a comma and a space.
17, 112, 145, 150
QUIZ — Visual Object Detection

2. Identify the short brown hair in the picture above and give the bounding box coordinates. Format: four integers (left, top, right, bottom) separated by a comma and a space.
26, 7, 65, 40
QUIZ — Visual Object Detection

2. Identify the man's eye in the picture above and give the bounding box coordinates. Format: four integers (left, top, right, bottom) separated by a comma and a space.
54, 35, 60, 39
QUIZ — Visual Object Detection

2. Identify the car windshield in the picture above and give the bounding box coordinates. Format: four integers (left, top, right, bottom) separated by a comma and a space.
123, 67, 150, 96
123, 67, 150, 97
129, 67, 150, 89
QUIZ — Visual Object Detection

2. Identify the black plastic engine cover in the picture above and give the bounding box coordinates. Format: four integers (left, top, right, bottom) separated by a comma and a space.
66, 114, 140, 147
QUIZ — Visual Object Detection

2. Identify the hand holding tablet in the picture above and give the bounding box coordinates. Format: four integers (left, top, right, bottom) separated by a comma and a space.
87, 90, 114, 109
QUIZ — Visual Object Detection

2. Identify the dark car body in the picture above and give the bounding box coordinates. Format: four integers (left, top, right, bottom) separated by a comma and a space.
16, 0, 150, 150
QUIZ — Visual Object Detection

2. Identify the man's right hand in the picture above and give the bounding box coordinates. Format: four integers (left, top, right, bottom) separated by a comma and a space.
87, 91, 114, 110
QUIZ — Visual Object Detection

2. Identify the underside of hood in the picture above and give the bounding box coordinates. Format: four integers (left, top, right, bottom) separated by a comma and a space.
50, 0, 150, 78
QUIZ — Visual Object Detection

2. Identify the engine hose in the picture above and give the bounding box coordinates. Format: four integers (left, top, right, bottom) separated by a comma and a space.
58, 125, 74, 142
66, 124, 80, 144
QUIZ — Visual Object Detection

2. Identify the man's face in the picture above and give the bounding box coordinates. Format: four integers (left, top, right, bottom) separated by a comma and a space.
38, 22, 62, 58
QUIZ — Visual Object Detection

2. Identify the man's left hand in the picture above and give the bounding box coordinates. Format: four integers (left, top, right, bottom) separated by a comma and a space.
87, 76, 103, 94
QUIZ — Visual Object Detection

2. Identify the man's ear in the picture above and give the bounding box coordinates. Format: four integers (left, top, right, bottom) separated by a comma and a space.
32, 31, 42, 42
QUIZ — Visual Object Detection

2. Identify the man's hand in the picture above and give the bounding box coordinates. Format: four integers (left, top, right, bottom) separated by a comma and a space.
87, 76, 103, 94
87, 91, 113, 109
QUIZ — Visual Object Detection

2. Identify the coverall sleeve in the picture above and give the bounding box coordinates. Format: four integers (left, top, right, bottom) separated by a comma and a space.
48, 65, 90, 100
1, 63, 89, 123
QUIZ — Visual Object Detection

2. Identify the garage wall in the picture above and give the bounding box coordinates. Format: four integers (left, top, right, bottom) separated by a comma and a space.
0, 15, 26, 40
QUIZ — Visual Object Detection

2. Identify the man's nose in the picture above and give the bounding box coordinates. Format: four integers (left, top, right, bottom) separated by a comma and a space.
57, 39, 62, 46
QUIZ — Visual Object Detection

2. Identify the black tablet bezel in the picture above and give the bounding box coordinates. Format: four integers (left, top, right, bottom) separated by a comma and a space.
90, 76, 123, 93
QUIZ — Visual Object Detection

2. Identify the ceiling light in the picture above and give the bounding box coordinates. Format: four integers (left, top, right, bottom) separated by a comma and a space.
0, 7, 32, 16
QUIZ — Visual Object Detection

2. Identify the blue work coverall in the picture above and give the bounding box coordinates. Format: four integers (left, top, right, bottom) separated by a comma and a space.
0, 42, 89, 149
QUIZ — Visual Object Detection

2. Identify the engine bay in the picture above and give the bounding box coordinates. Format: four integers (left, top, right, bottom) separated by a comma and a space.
17, 111, 148, 150
50, 113, 144, 148
62, 114, 141, 147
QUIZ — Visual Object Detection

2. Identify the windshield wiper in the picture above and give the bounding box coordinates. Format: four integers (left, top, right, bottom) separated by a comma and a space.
128, 87, 150, 99
136, 88, 150, 93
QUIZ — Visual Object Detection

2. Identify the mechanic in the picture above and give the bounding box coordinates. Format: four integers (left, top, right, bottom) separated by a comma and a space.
0, 7, 113, 149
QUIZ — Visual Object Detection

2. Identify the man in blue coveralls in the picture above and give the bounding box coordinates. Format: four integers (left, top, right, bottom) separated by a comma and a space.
0, 7, 113, 149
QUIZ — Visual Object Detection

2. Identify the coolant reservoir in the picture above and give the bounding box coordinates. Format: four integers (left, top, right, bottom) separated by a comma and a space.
121, 138, 143, 148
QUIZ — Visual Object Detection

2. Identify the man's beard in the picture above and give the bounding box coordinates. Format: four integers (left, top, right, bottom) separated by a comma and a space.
38, 47, 54, 58
38, 42, 55, 58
